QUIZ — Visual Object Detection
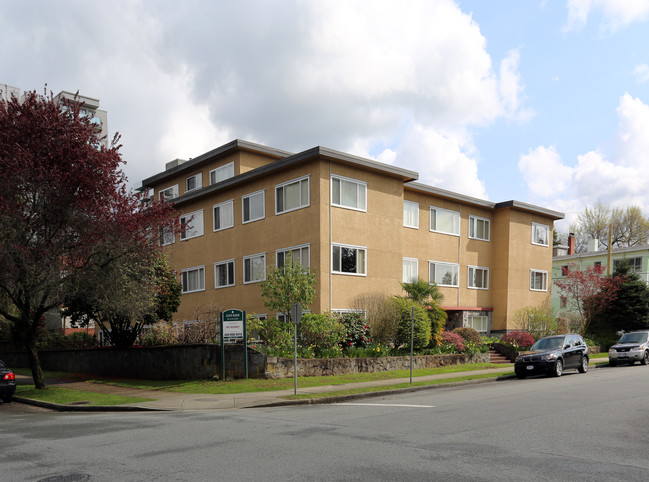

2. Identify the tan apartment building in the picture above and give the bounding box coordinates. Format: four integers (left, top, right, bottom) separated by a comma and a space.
141, 140, 563, 334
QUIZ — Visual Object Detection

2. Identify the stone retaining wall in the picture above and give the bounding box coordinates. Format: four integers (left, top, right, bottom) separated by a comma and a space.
265, 352, 490, 379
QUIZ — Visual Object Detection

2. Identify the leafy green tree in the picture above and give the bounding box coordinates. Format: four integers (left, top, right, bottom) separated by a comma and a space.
394, 298, 431, 350
590, 259, 649, 339
401, 278, 447, 342
259, 255, 316, 323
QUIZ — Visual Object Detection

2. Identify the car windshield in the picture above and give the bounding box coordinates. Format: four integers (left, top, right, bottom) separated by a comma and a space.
619, 333, 648, 344
531, 337, 564, 350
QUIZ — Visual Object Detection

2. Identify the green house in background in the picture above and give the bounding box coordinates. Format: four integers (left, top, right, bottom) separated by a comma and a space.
552, 235, 649, 315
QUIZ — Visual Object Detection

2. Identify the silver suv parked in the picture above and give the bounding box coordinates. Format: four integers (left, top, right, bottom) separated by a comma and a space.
608, 331, 649, 366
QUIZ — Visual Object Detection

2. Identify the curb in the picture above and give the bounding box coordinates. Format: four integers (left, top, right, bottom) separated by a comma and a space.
13, 396, 168, 412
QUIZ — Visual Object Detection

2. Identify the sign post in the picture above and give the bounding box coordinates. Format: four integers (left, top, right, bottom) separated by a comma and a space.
220, 309, 247, 380
290, 302, 303, 396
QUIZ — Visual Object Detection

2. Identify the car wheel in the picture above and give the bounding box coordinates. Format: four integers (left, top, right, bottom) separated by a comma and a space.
642, 351, 649, 366
551, 359, 563, 377
578, 356, 589, 373
610, 360, 617, 367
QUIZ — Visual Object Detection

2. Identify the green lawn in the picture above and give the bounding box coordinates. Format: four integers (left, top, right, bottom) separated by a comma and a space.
15, 386, 154, 406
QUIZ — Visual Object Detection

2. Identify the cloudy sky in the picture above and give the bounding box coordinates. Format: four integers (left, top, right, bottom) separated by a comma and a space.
2, 0, 649, 231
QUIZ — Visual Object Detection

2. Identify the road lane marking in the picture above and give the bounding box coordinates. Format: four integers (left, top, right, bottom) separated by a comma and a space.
335, 403, 435, 408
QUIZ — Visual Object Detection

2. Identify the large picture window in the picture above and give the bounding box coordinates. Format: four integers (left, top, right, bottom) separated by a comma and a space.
180, 210, 204, 240
332, 244, 366, 275
530, 269, 548, 291
331, 175, 367, 211
213, 200, 234, 232
276, 244, 310, 269
182, 266, 205, 293
158, 185, 179, 201
430, 207, 460, 236
403, 201, 419, 228
532, 223, 550, 246
469, 315, 489, 333
469, 215, 490, 241
468, 266, 489, 290
214, 260, 235, 288
210, 162, 235, 185
276, 176, 309, 214
429, 261, 459, 287
244, 253, 266, 284
242, 190, 265, 223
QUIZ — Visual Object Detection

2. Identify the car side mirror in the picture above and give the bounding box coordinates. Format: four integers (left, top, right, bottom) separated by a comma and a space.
564, 345, 570, 349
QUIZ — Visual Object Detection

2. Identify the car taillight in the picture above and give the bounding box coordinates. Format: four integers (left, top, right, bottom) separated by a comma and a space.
3, 372, 15, 381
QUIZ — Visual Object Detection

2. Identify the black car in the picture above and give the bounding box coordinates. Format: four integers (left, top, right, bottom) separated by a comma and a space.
0, 360, 16, 403
514, 334, 589, 378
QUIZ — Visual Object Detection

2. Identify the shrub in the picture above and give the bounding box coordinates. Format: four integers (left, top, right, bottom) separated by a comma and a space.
394, 298, 431, 350
441, 331, 465, 352
339, 312, 372, 349
249, 317, 293, 352
501, 331, 534, 349
514, 303, 561, 340
140, 321, 178, 346
453, 327, 482, 344
298, 313, 345, 357
351, 292, 400, 345
35, 330, 97, 350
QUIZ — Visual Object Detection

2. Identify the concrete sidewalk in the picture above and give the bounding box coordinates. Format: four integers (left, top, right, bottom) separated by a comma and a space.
13, 366, 517, 412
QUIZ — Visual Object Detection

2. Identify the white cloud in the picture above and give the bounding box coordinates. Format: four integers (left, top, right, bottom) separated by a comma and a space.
499, 49, 535, 122
633, 64, 649, 84
565, 0, 649, 32
519, 93, 649, 226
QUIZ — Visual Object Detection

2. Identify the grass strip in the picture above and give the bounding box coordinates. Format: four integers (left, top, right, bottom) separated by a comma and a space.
15, 386, 154, 406
284, 372, 511, 400
81, 363, 510, 394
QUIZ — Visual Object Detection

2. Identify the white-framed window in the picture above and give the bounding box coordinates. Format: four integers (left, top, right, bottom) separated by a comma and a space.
182, 266, 205, 293
276, 175, 310, 214
331, 175, 367, 211
429, 261, 459, 287
242, 190, 265, 223
469, 215, 490, 241
403, 201, 419, 229
158, 185, 179, 201
613, 257, 642, 273
430, 207, 460, 236
403, 258, 418, 283
276, 244, 310, 269
214, 259, 235, 288
186, 172, 202, 192
332, 243, 367, 275
159, 225, 174, 246
244, 253, 266, 284
532, 222, 550, 246
530, 269, 548, 291
253, 313, 267, 321
213, 200, 234, 232
469, 315, 489, 333
210, 162, 235, 185
468, 266, 489, 290
180, 210, 204, 240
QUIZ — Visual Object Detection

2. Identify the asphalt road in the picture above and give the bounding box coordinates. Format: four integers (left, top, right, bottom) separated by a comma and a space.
2, 364, 649, 481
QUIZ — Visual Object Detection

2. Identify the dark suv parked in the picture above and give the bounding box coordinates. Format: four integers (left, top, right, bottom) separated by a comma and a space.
515, 334, 589, 378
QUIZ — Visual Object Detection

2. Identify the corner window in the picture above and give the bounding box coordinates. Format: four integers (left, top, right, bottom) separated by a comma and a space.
182, 266, 205, 293
210, 162, 235, 185
180, 210, 204, 240
468, 266, 489, 290
530, 269, 548, 291
469, 215, 490, 241
159, 185, 179, 201
403, 201, 419, 229
429, 261, 459, 287
403, 258, 418, 283
242, 190, 265, 223
332, 244, 366, 275
214, 259, 235, 288
532, 223, 550, 246
331, 175, 367, 211
244, 253, 266, 284
186, 173, 202, 193
276, 176, 309, 214
430, 207, 460, 236
277, 244, 310, 268
213, 200, 234, 232
159, 226, 174, 246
